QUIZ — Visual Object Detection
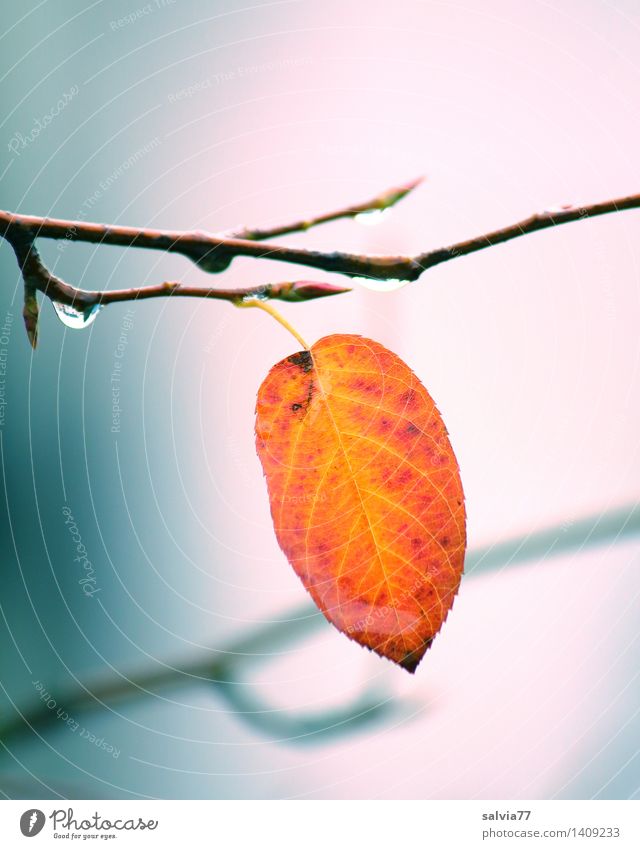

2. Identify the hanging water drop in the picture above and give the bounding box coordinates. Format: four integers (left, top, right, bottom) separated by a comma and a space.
241, 288, 269, 304
52, 301, 103, 330
196, 252, 232, 273
354, 208, 391, 227
351, 276, 409, 293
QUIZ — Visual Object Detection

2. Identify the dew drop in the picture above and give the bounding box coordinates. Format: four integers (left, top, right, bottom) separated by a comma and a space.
351, 276, 409, 293
196, 252, 232, 273
52, 301, 103, 330
354, 208, 391, 227
541, 203, 573, 215
241, 289, 269, 303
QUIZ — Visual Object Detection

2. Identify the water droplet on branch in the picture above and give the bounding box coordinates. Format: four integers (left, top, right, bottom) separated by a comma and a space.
196, 252, 232, 273
351, 276, 409, 293
241, 288, 270, 304
354, 208, 391, 227
52, 301, 103, 330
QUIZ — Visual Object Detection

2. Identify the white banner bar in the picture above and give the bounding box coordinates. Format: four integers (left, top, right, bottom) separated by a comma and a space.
0, 800, 639, 848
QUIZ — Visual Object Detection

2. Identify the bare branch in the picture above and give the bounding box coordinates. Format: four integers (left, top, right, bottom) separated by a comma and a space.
97, 278, 353, 305
0, 178, 424, 345
416, 193, 640, 271
3, 230, 350, 346
226, 176, 424, 241
13, 241, 351, 309
0, 177, 425, 282
2, 188, 638, 291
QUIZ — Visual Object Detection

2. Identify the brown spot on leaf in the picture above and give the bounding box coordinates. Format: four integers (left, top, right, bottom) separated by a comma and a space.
288, 350, 313, 373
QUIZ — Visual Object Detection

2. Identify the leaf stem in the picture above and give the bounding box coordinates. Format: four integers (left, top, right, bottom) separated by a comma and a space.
238, 298, 310, 350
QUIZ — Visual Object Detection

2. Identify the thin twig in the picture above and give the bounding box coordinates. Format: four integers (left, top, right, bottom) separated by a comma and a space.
4, 232, 350, 347
226, 176, 424, 240
13, 239, 351, 309
416, 193, 640, 270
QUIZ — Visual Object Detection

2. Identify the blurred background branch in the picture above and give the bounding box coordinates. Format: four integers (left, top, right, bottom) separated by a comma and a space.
2, 501, 638, 753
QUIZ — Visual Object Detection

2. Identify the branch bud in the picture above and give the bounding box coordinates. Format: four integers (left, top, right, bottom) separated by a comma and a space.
23, 285, 39, 349
276, 280, 352, 302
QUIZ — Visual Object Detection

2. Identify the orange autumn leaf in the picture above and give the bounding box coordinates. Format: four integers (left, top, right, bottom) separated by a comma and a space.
255, 334, 466, 672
